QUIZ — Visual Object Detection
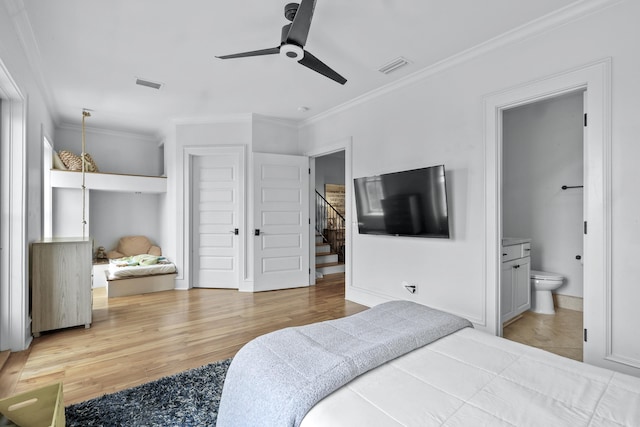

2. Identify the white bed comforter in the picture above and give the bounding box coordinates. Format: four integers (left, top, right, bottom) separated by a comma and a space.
107, 259, 176, 280
301, 327, 640, 427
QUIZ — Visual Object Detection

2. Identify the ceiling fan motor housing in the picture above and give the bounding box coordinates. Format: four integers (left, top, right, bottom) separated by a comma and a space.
280, 44, 304, 60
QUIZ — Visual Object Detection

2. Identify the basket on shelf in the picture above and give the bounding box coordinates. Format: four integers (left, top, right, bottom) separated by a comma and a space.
58, 150, 99, 172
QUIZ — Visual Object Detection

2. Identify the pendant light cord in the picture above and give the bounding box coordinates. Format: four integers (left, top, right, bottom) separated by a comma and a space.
81, 110, 91, 239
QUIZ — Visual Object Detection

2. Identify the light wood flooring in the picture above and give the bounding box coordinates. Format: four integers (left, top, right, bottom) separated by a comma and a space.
0, 273, 366, 405
0, 276, 584, 406
503, 307, 584, 361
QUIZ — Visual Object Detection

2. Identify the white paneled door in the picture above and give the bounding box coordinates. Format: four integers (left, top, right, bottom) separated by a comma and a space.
253, 153, 309, 291
192, 152, 243, 288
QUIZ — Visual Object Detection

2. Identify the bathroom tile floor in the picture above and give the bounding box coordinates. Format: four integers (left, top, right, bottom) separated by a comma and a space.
503, 308, 583, 361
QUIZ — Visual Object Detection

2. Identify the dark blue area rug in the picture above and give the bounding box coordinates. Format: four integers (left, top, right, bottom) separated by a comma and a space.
65, 358, 232, 426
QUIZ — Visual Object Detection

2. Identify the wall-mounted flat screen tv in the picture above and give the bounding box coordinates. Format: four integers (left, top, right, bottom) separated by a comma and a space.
353, 165, 450, 238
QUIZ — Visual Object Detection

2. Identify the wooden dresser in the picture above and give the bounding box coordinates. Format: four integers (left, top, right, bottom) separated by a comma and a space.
31, 237, 92, 337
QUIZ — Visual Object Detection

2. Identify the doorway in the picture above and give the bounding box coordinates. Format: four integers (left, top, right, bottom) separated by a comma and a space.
313, 151, 346, 280
484, 59, 611, 370
307, 138, 352, 292
500, 91, 585, 360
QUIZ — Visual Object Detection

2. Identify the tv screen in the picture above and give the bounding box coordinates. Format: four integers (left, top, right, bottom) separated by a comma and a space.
353, 165, 450, 238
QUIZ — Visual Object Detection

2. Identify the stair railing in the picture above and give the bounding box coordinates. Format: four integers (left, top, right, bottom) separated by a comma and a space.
315, 191, 346, 262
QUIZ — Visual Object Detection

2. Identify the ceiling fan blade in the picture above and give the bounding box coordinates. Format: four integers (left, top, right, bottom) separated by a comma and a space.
298, 50, 347, 85
286, 0, 316, 47
216, 47, 280, 59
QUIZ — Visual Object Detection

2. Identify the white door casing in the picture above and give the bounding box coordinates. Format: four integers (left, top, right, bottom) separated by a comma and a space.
253, 152, 309, 292
485, 59, 633, 374
305, 138, 353, 296
0, 60, 29, 351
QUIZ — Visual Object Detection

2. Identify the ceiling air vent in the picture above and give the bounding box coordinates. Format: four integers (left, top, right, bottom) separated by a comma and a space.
378, 57, 410, 75
135, 78, 163, 90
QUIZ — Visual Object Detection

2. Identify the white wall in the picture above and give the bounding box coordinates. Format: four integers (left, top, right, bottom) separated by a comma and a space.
51, 125, 165, 252
299, 0, 640, 363
90, 192, 162, 253
0, 1, 56, 350
168, 118, 253, 290
165, 116, 301, 291
54, 125, 163, 176
503, 92, 584, 297
252, 114, 300, 155
52, 188, 84, 237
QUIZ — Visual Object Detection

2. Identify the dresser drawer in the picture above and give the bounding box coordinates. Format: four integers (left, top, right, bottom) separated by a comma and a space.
502, 244, 521, 262
502, 242, 531, 262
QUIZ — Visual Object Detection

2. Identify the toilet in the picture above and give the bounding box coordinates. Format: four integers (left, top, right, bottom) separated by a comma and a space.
530, 270, 564, 314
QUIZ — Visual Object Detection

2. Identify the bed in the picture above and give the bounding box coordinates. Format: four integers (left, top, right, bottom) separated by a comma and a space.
217, 301, 640, 427
106, 256, 177, 297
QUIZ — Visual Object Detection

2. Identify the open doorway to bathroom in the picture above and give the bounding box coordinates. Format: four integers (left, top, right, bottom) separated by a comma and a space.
500, 91, 585, 361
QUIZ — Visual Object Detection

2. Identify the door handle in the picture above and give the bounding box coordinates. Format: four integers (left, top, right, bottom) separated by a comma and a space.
230, 228, 239, 235
254, 229, 260, 236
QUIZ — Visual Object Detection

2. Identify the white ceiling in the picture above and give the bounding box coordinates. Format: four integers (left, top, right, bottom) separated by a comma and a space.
13, 0, 581, 138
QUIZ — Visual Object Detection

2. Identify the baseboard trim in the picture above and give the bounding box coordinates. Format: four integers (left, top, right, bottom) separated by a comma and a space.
503, 314, 523, 328
553, 294, 583, 312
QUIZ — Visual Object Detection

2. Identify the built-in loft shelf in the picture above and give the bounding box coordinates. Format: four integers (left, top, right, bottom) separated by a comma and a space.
50, 170, 166, 193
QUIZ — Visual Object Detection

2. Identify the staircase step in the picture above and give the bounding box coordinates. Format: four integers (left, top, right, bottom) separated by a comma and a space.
316, 262, 345, 275
316, 253, 338, 264
315, 243, 330, 254
315, 235, 324, 244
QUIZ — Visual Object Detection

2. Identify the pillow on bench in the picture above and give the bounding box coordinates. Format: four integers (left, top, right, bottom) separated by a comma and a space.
107, 235, 161, 259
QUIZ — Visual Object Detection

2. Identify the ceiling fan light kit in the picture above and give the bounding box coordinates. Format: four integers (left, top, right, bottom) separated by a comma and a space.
216, 0, 346, 85
280, 44, 304, 60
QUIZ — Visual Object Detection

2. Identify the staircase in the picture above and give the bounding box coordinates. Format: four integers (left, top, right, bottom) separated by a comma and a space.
315, 233, 345, 277
315, 190, 345, 277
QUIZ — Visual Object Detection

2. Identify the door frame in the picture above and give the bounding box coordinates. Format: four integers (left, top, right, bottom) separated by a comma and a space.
306, 137, 352, 290
183, 145, 246, 290
0, 59, 29, 351
42, 131, 54, 238
484, 59, 611, 367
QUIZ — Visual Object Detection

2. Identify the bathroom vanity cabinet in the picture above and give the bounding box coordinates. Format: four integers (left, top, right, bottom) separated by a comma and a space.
501, 239, 531, 323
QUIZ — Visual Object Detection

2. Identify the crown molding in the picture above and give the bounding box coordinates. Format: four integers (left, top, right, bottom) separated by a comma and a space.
301, 0, 623, 128
171, 113, 253, 127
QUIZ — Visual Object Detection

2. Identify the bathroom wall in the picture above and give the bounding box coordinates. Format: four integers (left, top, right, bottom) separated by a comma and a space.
502, 91, 584, 297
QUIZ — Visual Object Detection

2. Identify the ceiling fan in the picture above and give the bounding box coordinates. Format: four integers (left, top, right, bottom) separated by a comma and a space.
216, 0, 347, 85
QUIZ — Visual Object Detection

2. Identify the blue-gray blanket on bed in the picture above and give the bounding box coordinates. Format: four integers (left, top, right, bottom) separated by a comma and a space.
216, 300, 472, 427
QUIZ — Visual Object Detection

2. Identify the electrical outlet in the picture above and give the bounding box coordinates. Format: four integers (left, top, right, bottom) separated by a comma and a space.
401, 281, 417, 294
